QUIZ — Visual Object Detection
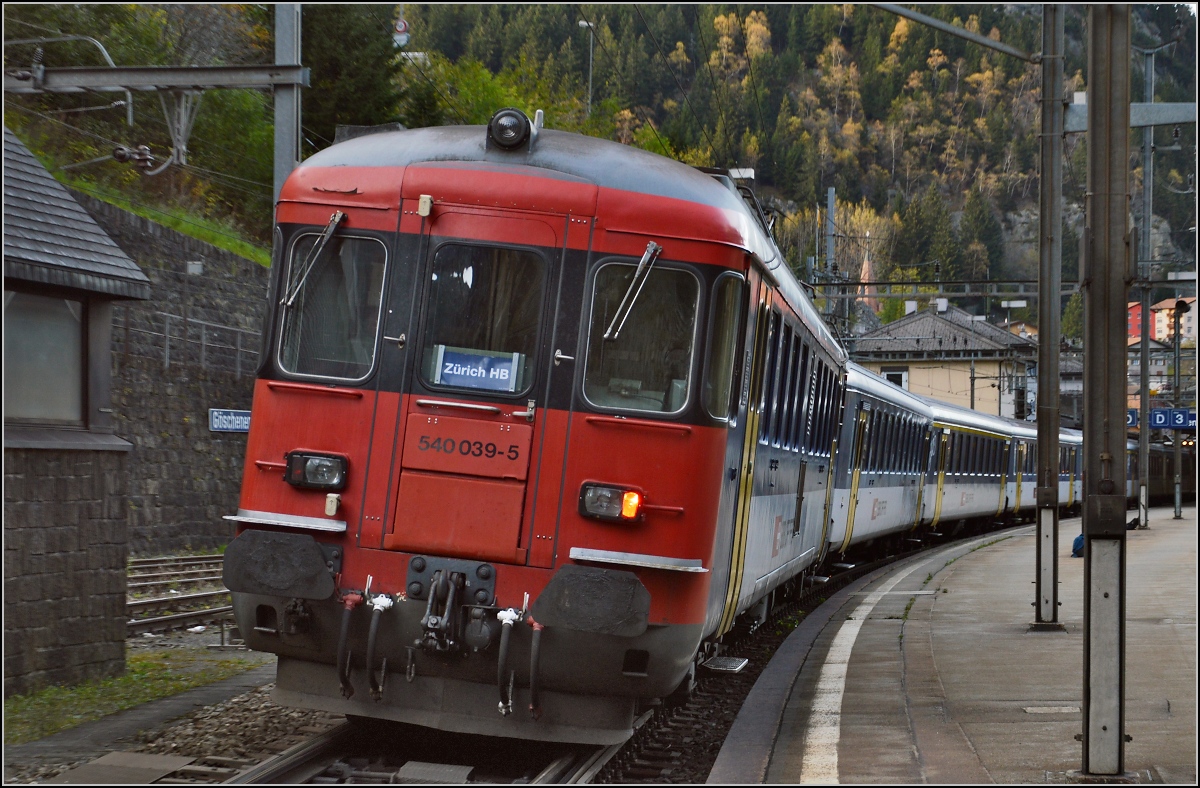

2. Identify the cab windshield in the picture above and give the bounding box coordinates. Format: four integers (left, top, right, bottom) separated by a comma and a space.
584, 262, 699, 414
278, 232, 386, 381
419, 243, 545, 395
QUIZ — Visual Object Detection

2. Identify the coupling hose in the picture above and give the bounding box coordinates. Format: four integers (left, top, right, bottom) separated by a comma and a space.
336, 593, 363, 698
496, 608, 521, 716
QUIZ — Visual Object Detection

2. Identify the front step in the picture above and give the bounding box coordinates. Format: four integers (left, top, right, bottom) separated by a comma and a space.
701, 656, 749, 673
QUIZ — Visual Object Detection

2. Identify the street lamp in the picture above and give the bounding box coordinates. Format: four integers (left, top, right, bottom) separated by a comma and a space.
578, 20, 594, 117
1173, 297, 1191, 518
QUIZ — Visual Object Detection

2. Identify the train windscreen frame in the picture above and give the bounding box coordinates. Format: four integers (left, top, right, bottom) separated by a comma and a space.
277, 231, 387, 382
583, 260, 700, 415
418, 242, 546, 397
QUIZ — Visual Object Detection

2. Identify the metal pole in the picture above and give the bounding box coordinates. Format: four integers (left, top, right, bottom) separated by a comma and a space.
873, 4, 1038, 63
1034, 4, 1064, 629
1081, 5, 1130, 777
1138, 49, 1155, 530
826, 187, 836, 329
1174, 301, 1188, 518
578, 20, 594, 117
274, 4, 302, 203
970, 355, 976, 410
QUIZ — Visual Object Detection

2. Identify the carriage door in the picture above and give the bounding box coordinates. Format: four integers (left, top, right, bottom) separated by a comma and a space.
381, 207, 567, 566
711, 273, 770, 637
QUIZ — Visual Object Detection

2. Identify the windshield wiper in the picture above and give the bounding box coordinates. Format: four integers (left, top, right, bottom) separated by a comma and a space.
603, 240, 663, 341
282, 210, 346, 307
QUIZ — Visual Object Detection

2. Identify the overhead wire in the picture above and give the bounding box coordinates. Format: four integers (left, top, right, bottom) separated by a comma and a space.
632, 4, 718, 162
576, 6, 672, 159
742, 29, 779, 178
690, 9, 736, 168
401, 51, 470, 124
7, 99, 271, 198
7, 102, 270, 253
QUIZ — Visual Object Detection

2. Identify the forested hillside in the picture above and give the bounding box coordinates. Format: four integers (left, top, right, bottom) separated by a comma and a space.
4, 4, 1194, 326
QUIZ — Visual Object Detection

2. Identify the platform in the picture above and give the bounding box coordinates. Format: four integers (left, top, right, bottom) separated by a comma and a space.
709, 506, 1197, 784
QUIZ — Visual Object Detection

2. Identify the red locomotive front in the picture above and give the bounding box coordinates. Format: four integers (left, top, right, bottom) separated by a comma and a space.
223, 111, 761, 743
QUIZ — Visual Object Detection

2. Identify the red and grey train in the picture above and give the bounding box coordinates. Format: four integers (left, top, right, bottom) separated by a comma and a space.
222, 109, 1187, 745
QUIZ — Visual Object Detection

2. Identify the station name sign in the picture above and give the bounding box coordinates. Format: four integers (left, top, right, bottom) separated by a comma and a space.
209, 408, 251, 432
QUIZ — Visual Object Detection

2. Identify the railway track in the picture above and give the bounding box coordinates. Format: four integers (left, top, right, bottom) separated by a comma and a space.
129, 555, 224, 575
126, 554, 233, 635
133, 531, 1006, 782
592, 527, 1021, 783
153, 720, 622, 784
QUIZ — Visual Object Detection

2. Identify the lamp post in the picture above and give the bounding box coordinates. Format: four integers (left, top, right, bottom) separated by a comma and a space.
578, 20, 594, 117
1173, 298, 1191, 518
1134, 39, 1176, 531
1000, 300, 1027, 418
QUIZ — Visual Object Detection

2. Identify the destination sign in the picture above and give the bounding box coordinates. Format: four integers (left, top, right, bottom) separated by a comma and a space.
433, 346, 522, 393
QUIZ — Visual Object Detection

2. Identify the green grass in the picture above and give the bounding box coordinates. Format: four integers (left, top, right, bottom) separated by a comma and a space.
3, 649, 269, 745
61, 176, 272, 267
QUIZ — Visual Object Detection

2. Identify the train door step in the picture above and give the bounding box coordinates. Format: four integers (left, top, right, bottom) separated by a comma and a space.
832, 562, 856, 570
395, 761, 475, 783
701, 656, 749, 673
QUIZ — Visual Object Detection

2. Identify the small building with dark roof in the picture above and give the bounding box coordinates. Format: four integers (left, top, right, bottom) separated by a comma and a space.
4, 126, 150, 696
849, 302, 1038, 419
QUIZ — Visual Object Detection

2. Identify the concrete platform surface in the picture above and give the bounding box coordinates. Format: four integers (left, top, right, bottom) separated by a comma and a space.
710, 506, 1197, 784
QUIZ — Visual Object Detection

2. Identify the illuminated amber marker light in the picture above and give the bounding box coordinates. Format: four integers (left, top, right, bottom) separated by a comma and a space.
621, 491, 641, 519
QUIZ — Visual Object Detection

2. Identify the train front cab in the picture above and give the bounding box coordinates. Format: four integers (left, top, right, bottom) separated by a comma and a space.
222, 127, 810, 744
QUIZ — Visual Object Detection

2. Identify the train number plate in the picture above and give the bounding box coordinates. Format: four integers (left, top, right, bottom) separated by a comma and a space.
402, 413, 532, 480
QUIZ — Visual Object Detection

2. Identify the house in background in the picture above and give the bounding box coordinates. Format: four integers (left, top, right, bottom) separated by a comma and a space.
851, 302, 1038, 420
4, 126, 150, 696
1153, 296, 1196, 344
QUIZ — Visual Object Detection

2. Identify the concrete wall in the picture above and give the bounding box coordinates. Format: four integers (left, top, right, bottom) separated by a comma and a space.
75, 192, 272, 555
3, 450, 128, 697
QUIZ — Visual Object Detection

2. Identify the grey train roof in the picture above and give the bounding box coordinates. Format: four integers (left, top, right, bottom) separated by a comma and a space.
301, 123, 845, 365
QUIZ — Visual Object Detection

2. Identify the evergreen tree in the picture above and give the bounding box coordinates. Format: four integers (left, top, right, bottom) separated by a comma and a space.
301, 5, 404, 155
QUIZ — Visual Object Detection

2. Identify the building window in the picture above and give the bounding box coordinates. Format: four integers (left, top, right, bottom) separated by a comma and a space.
881, 366, 909, 390
4, 290, 84, 425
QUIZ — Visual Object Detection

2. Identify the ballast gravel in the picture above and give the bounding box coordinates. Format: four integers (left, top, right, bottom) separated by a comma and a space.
4, 628, 338, 784
5, 684, 336, 783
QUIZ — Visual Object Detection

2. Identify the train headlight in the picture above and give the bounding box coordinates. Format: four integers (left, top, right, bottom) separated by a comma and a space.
285, 452, 348, 491
579, 483, 643, 523
487, 108, 531, 150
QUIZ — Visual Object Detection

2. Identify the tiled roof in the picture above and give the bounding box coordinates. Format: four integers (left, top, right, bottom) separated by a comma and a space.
853, 304, 1038, 358
1151, 296, 1195, 311
3, 127, 150, 299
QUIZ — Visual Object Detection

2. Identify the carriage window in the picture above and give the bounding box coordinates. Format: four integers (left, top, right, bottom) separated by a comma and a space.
420, 243, 545, 394
883, 414, 892, 470
760, 310, 781, 442
785, 338, 802, 449
822, 371, 836, 454
279, 233, 386, 380
775, 326, 793, 445
812, 365, 826, 453
585, 262, 699, 413
703, 274, 745, 420
792, 344, 810, 449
